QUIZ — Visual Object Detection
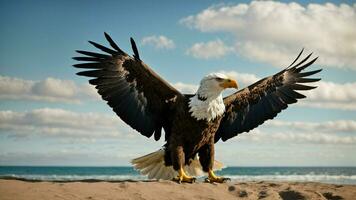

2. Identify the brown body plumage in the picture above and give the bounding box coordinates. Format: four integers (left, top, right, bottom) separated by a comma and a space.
73, 33, 321, 183
164, 96, 223, 172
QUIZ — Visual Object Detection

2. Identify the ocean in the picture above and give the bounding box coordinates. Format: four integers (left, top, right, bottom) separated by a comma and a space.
1, 166, 355, 185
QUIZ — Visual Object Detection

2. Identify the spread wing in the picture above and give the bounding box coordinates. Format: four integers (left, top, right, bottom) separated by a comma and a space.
73, 33, 182, 141
215, 49, 322, 142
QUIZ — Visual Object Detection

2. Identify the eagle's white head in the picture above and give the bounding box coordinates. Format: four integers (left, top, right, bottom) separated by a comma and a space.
189, 73, 238, 121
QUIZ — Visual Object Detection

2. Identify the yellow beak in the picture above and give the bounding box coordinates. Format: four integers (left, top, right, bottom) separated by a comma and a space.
220, 79, 238, 89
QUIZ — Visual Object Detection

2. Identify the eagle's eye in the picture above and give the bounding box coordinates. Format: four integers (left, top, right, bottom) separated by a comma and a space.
215, 77, 224, 82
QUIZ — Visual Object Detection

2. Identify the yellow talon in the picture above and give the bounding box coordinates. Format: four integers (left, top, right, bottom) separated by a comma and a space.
206, 169, 230, 183
172, 167, 196, 183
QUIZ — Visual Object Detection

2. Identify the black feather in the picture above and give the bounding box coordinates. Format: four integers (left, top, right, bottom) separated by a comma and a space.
270, 93, 288, 110
297, 69, 323, 77
297, 78, 321, 83
89, 77, 126, 86
276, 90, 298, 104
89, 41, 117, 55
72, 57, 103, 62
287, 48, 304, 69
291, 84, 317, 90
104, 32, 125, 54
154, 127, 162, 141
130, 37, 140, 60
295, 57, 318, 72
73, 63, 101, 69
76, 50, 110, 59
77, 70, 119, 78
291, 52, 313, 69
74, 62, 118, 70
279, 87, 305, 99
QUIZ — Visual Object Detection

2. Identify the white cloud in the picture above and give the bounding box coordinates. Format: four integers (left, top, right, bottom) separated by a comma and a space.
298, 102, 356, 111
300, 81, 356, 110
236, 129, 356, 145
0, 76, 100, 103
141, 35, 175, 49
227, 119, 356, 145
265, 120, 356, 133
217, 70, 259, 87
306, 81, 356, 102
173, 82, 198, 94
0, 108, 131, 139
186, 39, 233, 59
181, 1, 356, 69
0, 151, 135, 166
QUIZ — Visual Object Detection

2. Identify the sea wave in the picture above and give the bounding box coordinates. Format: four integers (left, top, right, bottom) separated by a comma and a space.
225, 174, 356, 184
1, 174, 356, 184
0, 174, 147, 181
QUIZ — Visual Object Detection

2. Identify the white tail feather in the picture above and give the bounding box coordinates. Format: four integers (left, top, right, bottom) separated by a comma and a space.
131, 149, 225, 180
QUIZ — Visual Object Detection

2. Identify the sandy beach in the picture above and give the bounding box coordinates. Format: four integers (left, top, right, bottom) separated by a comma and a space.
0, 179, 355, 200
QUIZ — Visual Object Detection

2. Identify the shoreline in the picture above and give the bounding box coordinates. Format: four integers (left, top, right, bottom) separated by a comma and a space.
1, 179, 356, 200
1, 176, 355, 185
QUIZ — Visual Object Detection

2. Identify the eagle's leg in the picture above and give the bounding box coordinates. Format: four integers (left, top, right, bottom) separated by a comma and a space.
172, 167, 196, 183
199, 140, 230, 183
171, 145, 196, 183
206, 169, 230, 183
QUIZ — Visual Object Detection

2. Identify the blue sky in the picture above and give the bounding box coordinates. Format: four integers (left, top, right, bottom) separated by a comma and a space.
0, 0, 355, 166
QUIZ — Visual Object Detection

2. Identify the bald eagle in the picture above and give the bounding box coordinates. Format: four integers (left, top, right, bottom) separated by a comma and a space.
73, 33, 321, 183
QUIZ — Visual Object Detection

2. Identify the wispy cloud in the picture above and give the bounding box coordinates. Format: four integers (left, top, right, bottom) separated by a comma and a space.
141, 35, 175, 49
237, 129, 356, 145
299, 81, 356, 110
0, 76, 99, 103
0, 108, 133, 139
217, 70, 259, 87
2, 108, 354, 145
186, 39, 233, 59
232, 119, 356, 145
221, 112, 356, 145
0, 151, 135, 166
173, 82, 198, 94
265, 120, 356, 133
181, 1, 356, 69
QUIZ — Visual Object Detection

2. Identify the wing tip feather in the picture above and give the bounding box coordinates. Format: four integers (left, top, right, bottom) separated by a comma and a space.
76, 71, 84, 76
130, 37, 141, 60
88, 40, 96, 46
286, 48, 304, 69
